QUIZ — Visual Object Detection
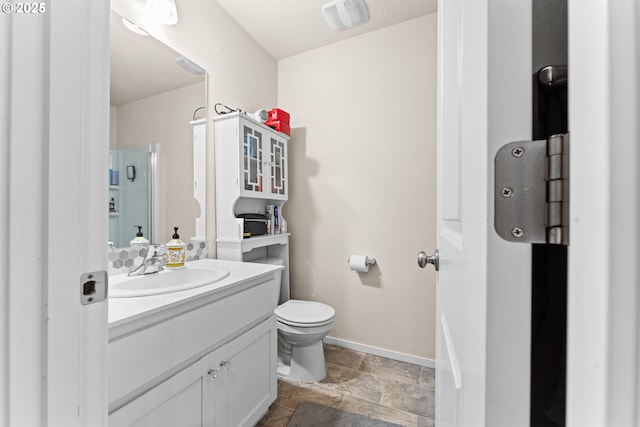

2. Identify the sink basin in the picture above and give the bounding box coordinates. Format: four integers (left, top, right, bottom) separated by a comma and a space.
109, 266, 230, 298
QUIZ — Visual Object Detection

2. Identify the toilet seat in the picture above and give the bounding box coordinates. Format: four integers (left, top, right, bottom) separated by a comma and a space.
275, 299, 335, 327
277, 317, 334, 328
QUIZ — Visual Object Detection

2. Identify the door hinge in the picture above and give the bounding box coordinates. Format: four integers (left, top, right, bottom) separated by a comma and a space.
494, 133, 569, 245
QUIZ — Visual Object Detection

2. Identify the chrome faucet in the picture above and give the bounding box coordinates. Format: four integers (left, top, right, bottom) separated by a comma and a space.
128, 244, 167, 276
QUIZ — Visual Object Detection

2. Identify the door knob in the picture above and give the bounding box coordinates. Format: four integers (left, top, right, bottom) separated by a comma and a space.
417, 249, 439, 271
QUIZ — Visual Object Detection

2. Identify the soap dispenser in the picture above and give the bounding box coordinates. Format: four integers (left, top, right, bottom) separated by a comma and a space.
166, 227, 186, 269
130, 226, 150, 247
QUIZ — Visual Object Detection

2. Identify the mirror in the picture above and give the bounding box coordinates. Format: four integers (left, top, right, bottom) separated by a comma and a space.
108, 144, 158, 248
109, 10, 206, 249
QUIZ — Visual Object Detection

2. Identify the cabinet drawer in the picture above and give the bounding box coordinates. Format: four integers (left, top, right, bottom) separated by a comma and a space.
108, 277, 279, 408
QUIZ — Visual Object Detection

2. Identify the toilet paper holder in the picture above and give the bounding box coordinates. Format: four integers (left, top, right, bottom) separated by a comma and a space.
347, 256, 376, 266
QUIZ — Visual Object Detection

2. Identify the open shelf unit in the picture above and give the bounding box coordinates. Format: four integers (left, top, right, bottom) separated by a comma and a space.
214, 112, 290, 301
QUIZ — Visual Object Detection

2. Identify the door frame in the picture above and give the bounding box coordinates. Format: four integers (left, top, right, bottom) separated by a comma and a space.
0, 1, 110, 425
566, 1, 640, 425
485, 0, 534, 424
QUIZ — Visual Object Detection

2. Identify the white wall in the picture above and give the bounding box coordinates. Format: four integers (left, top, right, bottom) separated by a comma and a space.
115, 82, 204, 243
111, 0, 278, 251
110, 105, 117, 146
278, 15, 437, 360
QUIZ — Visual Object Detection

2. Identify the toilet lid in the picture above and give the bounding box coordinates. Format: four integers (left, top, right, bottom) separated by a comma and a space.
275, 300, 335, 325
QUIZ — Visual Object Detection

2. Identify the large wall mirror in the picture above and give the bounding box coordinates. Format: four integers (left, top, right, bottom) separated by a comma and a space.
109, 9, 206, 249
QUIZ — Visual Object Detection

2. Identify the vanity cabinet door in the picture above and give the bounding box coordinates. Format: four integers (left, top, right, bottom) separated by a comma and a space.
109, 355, 216, 427
213, 315, 278, 427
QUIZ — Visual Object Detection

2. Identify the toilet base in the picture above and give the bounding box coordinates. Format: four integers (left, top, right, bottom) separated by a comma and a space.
277, 340, 326, 383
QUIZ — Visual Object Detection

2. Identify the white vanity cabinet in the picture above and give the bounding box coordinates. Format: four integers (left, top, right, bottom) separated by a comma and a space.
108, 260, 281, 427
109, 316, 277, 427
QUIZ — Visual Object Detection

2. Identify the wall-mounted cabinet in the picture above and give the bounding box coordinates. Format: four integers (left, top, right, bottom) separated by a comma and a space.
214, 113, 287, 201
234, 117, 288, 200
214, 112, 291, 301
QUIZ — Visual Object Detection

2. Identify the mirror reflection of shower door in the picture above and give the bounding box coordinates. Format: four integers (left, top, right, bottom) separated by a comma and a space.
108, 144, 158, 247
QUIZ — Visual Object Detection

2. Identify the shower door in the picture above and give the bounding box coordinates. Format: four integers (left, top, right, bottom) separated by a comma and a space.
108, 145, 157, 247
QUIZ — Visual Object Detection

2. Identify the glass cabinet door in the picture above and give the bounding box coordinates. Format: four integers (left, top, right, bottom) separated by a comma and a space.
242, 125, 264, 195
269, 137, 287, 198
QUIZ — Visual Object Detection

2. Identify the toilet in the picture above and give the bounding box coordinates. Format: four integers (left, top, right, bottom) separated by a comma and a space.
255, 258, 335, 383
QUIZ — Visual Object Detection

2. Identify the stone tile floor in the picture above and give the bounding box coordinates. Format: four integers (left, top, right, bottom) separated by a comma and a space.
257, 344, 435, 427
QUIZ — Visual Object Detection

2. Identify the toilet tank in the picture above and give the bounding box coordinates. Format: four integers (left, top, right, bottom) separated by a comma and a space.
251, 258, 286, 302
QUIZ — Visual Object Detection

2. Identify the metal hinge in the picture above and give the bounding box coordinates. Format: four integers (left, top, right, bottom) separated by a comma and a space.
494, 133, 569, 245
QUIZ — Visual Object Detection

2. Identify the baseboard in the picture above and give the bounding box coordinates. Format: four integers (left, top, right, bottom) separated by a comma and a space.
323, 336, 436, 369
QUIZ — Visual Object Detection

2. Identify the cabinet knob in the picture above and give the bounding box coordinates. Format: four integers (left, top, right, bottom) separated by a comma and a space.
208, 361, 231, 379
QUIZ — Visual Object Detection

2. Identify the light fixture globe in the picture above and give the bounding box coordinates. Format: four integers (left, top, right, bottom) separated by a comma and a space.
121, 18, 149, 36
145, 0, 178, 25
322, 0, 369, 31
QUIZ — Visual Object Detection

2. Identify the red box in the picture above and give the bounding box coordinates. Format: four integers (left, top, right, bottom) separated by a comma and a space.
268, 108, 290, 124
265, 119, 291, 136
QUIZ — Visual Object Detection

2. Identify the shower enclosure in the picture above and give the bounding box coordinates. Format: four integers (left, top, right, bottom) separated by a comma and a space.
108, 144, 158, 247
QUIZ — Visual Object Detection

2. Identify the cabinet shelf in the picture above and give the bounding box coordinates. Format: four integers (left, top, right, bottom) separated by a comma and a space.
216, 233, 290, 253
215, 112, 290, 296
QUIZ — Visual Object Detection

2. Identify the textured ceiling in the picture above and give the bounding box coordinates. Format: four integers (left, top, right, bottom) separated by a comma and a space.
110, 1, 437, 105
110, 10, 204, 106
216, 0, 438, 60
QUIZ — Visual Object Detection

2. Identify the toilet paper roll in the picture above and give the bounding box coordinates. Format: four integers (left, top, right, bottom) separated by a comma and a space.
349, 255, 370, 273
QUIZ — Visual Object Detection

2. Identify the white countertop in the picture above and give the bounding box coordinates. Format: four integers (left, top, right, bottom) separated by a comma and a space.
108, 258, 282, 338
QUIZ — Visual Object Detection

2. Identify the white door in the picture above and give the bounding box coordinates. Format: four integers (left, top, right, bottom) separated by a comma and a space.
566, 1, 640, 425
433, 0, 469, 425
1, 1, 110, 425
433, 0, 533, 426
435, 0, 640, 426
47, 1, 111, 425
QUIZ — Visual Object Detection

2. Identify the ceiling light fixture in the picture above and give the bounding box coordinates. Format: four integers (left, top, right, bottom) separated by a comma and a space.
121, 18, 149, 36
322, 0, 369, 31
145, 0, 178, 25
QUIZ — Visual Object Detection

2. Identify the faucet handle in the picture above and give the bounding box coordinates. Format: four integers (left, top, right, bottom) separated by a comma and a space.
146, 244, 166, 257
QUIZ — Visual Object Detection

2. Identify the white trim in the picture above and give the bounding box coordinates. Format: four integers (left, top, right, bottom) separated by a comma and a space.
4, 10, 47, 426
567, 0, 640, 425
323, 336, 435, 369
149, 143, 160, 244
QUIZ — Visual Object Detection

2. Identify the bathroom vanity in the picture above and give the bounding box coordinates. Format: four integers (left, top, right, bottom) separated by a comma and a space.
108, 259, 282, 427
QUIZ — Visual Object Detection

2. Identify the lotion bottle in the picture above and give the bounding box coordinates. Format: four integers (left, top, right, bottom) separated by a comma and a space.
129, 226, 150, 247
166, 227, 186, 269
